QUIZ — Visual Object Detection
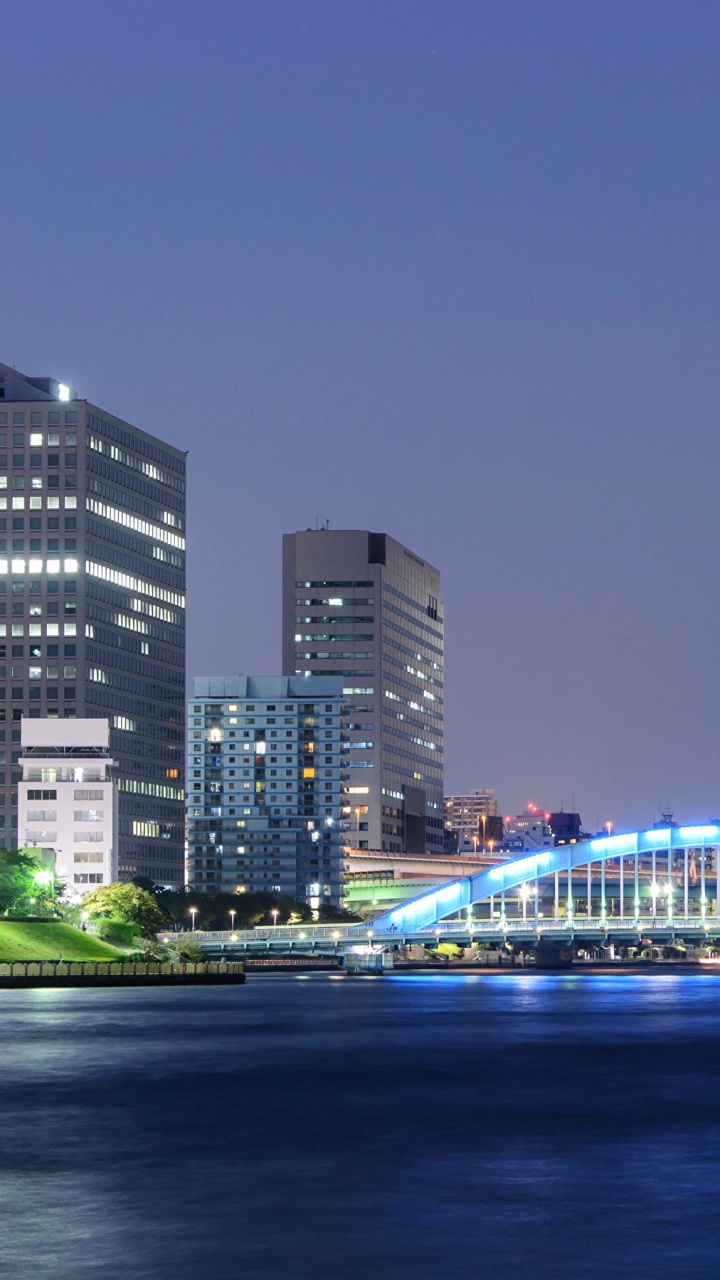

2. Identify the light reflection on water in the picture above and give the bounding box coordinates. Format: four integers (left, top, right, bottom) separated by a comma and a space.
1, 973, 720, 1279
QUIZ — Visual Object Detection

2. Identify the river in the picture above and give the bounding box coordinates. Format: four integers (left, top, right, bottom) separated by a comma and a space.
1, 972, 719, 1279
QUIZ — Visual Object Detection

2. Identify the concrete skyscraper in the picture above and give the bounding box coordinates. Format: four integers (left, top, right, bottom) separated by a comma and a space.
0, 362, 185, 883
282, 530, 444, 853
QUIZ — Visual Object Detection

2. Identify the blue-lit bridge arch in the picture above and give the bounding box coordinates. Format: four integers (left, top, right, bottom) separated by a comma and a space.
371, 824, 720, 935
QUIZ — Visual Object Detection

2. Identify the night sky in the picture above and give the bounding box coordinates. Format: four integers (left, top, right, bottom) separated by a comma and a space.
2, 1, 720, 832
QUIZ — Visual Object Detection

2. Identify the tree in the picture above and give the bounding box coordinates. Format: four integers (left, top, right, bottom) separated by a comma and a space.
80, 883, 165, 938
0, 848, 40, 915
154, 887, 312, 931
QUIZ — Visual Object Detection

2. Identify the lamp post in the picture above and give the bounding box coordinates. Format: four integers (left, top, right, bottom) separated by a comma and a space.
519, 882, 530, 922
271, 909, 279, 927
189, 906, 198, 931
481, 813, 487, 853
229, 909, 236, 932
34, 869, 54, 916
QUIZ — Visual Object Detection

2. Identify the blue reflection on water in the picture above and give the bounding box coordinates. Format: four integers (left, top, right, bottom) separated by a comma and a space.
1, 973, 720, 1279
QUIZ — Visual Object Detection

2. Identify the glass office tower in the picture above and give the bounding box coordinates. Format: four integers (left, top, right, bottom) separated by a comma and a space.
282, 530, 444, 855
0, 362, 185, 884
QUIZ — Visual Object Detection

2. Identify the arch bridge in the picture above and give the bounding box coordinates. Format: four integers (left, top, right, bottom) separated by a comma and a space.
371, 824, 720, 936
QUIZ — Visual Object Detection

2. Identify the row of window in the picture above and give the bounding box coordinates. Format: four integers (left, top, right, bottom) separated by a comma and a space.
87, 413, 185, 475
87, 476, 184, 535
87, 455, 184, 515
0, 450, 76, 466
0, 412, 77, 427
0, 624, 77, 637
0, 687, 76, 699
0, 557, 78, 573
0, 476, 78, 490
0, 495, 77, 511
26, 809, 103, 821
88, 434, 185, 493
85, 538, 184, 591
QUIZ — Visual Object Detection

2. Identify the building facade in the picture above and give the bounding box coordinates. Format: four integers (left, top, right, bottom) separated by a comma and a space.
503, 806, 554, 853
19, 717, 118, 897
0, 362, 185, 883
282, 530, 444, 854
187, 676, 346, 907
444, 789, 499, 834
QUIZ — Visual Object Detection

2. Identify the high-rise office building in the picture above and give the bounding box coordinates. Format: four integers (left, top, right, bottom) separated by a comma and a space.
0, 362, 185, 883
187, 676, 345, 905
282, 530, 444, 854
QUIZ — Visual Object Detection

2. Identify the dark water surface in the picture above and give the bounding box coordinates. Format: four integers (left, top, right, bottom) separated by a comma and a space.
2, 972, 720, 1280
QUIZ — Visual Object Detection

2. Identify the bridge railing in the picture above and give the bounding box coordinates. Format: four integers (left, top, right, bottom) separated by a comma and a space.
158, 914, 720, 947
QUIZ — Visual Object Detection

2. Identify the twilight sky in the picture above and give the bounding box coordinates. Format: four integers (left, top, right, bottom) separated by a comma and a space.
2, 0, 720, 831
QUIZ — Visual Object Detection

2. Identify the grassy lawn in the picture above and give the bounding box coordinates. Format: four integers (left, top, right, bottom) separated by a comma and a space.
0, 920, 128, 962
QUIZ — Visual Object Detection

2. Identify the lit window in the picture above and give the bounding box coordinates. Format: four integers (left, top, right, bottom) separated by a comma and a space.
64, 558, 78, 573
29, 433, 43, 446
303, 768, 315, 779
46, 559, 60, 574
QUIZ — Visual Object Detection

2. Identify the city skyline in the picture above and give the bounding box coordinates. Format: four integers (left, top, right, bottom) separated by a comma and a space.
3, 3, 720, 832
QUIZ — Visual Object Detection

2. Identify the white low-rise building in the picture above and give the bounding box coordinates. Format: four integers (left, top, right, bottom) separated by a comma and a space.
19, 718, 118, 899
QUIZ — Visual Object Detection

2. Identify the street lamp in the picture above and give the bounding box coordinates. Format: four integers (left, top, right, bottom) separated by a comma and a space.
229, 909, 236, 932
189, 907, 198, 931
481, 813, 487, 852
271, 909, 279, 927
34, 868, 54, 915
519, 882, 530, 922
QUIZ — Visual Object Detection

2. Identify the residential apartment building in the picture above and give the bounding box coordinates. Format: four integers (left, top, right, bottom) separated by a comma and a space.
444, 789, 499, 834
19, 718, 118, 897
0, 362, 185, 883
187, 676, 346, 907
282, 530, 444, 854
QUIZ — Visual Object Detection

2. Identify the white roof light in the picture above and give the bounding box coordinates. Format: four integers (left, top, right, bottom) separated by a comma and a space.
58, 384, 70, 401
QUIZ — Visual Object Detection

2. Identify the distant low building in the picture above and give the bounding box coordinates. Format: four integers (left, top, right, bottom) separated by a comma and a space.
502, 806, 554, 853
548, 812, 582, 844
444, 789, 501, 853
19, 718, 118, 898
